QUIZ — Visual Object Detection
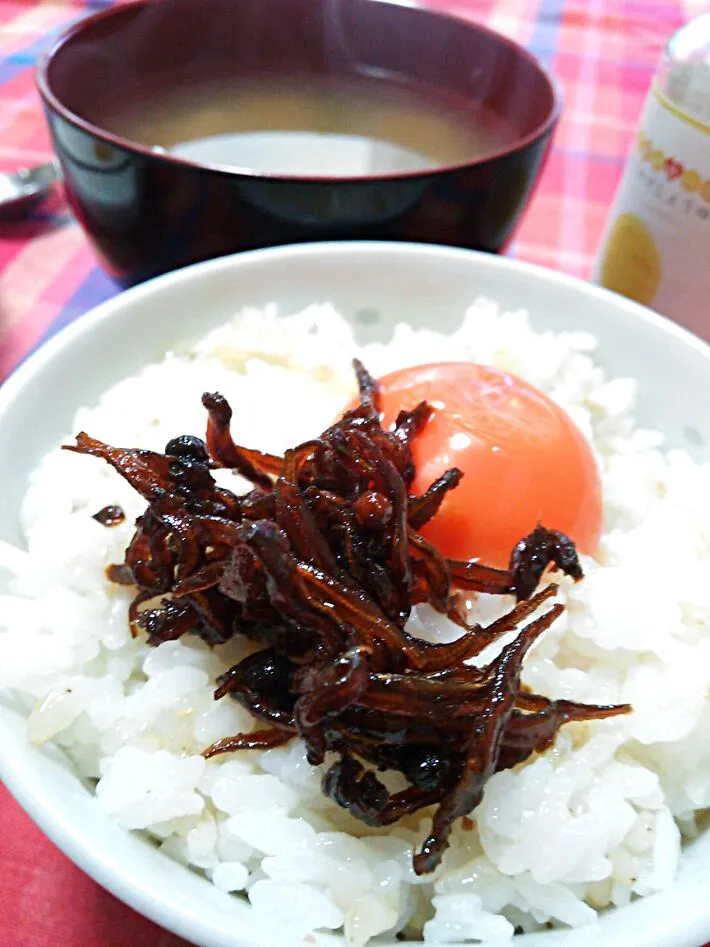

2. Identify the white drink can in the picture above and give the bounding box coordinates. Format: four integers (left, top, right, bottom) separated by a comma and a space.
593, 15, 710, 341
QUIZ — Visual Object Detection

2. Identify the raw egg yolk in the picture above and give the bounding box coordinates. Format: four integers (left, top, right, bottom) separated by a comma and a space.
366, 362, 603, 568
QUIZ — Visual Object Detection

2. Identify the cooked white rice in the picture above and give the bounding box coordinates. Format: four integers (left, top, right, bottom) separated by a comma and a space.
2, 298, 710, 944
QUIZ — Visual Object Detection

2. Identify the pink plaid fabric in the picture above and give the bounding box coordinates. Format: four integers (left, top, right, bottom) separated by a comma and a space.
0, 1, 706, 945
0, 0, 705, 380
0, 0, 705, 383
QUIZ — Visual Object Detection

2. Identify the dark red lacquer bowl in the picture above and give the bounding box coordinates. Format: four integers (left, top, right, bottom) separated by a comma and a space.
37, 0, 559, 286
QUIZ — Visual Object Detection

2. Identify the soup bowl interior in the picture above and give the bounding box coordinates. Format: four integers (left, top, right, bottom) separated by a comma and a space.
42, 0, 555, 163
1, 243, 710, 947
37, 0, 559, 284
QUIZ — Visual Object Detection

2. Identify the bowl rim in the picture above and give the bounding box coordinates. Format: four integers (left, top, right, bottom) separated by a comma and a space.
2, 240, 710, 947
35, 0, 562, 184
4, 241, 708, 403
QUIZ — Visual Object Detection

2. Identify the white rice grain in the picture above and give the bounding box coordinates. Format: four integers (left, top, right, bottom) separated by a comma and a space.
2, 298, 709, 943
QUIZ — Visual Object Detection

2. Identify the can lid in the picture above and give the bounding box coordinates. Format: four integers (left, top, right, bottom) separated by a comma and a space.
664, 15, 710, 125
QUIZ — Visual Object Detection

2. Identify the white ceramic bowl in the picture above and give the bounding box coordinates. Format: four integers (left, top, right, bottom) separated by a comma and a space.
1, 242, 709, 947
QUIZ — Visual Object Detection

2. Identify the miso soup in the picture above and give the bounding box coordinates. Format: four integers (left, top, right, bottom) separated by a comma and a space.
103, 75, 515, 177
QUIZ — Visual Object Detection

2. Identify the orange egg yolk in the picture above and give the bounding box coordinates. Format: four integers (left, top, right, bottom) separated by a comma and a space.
359, 362, 603, 569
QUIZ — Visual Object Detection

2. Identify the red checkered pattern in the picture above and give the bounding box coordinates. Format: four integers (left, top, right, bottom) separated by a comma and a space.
0, 1, 705, 944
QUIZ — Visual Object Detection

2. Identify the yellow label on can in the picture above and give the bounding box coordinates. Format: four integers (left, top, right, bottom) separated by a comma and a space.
594, 83, 710, 340
598, 212, 662, 306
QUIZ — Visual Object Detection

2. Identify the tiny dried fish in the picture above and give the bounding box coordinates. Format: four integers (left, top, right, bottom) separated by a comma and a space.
66, 362, 629, 873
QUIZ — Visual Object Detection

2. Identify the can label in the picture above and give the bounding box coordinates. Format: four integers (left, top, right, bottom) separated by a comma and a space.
594, 83, 710, 340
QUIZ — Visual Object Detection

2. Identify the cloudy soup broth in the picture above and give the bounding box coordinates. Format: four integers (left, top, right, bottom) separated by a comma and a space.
103, 75, 515, 176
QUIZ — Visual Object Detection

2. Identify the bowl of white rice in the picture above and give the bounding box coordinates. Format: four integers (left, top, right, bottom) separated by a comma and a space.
1, 241, 710, 947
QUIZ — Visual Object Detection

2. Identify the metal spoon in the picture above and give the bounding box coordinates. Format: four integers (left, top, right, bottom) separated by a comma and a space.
0, 160, 61, 214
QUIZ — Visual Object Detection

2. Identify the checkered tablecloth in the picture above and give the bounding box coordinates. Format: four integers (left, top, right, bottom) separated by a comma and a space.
0, 1, 707, 945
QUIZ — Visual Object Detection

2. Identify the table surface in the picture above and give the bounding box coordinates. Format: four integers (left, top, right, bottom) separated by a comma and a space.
0, 0, 707, 944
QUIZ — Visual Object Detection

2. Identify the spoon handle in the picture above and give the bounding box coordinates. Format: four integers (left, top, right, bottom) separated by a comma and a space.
0, 159, 62, 214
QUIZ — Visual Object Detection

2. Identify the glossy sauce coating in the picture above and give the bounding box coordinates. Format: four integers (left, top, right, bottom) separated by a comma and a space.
92, 504, 125, 527
68, 361, 626, 875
